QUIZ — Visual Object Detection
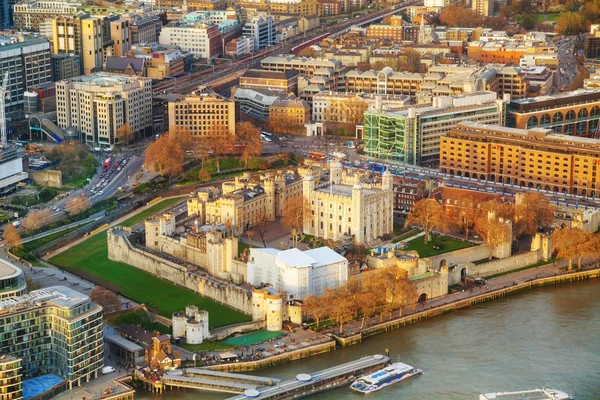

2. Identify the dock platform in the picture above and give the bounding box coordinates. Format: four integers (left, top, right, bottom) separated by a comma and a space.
226, 354, 391, 400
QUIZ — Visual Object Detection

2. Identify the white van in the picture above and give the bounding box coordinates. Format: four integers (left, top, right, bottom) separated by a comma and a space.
102, 366, 116, 375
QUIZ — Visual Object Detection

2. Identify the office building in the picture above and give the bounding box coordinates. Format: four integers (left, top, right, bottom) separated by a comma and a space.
240, 69, 299, 94
0, 355, 22, 400
363, 91, 506, 166
302, 162, 394, 245
159, 22, 223, 59
584, 24, 600, 59
260, 55, 345, 86
52, 14, 104, 74
55, 73, 153, 146
13, 0, 80, 30
506, 89, 600, 136
232, 87, 286, 120
247, 247, 348, 299
51, 54, 80, 81
0, 37, 52, 113
440, 122, 600, 196
167, 93, 237, 138
123, 13, 162, 44
312, 92, 410, 123
242, 15, 274, 50
0, 286, 104, 389
225, 36, 255, 57
269, 98, 310, 132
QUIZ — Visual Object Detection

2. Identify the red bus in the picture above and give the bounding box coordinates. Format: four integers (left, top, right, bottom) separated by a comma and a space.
309, 152, 326, 161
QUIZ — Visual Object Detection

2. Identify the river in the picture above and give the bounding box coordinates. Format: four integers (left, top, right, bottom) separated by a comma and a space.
137, 280, 600, 400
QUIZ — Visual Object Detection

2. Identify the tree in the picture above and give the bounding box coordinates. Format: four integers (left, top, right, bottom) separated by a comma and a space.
255, 212, 269, 248
66, 197, 91, 216
281, 196, 310, 247
575, 231, 599, 269
22, 209, 53, 231
303, 294, 329, 327
202, 132, 235, 173
198, 168, 211, 183
552, 227, 582, 270
25, 275, 41, 291
455, 195, 480, 241
514, 193, 555, 239
90, 286, 121, 314
116, 123, 134, 146
330, 289, 353, 335
322, 96, 369, 125
235, 122, 263, 168
475, 214, 511, 260
398, 49, 421, 73
144, 133, 185, 184
384, 267, 417, 318
555, 11, 585, 35
406, 198, 448, 244
4, 225, 22, 249
439, 5, 483, 27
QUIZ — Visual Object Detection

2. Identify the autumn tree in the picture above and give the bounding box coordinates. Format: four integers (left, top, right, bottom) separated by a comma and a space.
4, 225, 21, 249
555, 11, 585, 35
323, 96, 369, 125
330, 288, 353, 334
575, 231, 599, 269
384, 267, 417, 318
116, 123, 134, 146
514, 193, 555, 239
202, 132, 235, 173
255, 212, 269, 248
198, 168, 211, 183
439, 5, 483, 27
23, 209, 53, 231
90, 286, 121, 314
552, 227, 583, 270
406, 198, 448, 244
455, 195, 480, 241
303, 294, 329, 327
144, 133, 185, 184
235, 122, 263, 168
66, 197, 92, 216
474, 214, 511, 260
281, 196, 310, 247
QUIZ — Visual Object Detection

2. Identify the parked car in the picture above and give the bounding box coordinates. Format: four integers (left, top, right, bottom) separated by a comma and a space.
274, 342, 285, 348
102, 366, 115, 375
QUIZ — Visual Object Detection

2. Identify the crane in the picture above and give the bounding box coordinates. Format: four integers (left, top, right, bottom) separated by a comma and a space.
0, 72, 9, 148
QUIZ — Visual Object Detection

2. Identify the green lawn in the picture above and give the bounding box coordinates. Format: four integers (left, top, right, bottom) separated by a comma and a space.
0, 211, 9, 223
392, 228, 421, 243
13, 223, 89, 262
49, 198, 251, 328
404, 234, 473, 258
180, 341, 234, 352
106, 309, 170, 335
537, 13, 560, 23
238, 241, 256, 257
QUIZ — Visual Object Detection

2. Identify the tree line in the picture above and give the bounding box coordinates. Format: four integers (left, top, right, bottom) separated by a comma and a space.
303, 266, 417, 335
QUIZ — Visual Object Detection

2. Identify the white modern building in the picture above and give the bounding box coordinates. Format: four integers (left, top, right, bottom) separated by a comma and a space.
247, 247, 349, 299
55, 73, 153, 147
0, 260, 26, 300
159, 22, 223, 59
242, 15, 274, 50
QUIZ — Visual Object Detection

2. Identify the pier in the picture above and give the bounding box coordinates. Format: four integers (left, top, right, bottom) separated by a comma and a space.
226, 355, 391, 400
137, 368, 280, 394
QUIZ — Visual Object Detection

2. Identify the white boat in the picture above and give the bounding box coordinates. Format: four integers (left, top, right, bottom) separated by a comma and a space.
480, 388, 571, 400
350, 362, 422, 393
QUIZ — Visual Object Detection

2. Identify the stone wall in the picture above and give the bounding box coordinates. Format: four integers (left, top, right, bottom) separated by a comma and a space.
424, 244, 491, 270
28, 169, 63, 188
108, 229, 253, 316
209, 320, 266, 341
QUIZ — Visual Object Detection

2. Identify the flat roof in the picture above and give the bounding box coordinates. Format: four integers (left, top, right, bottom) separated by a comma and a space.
105, 334, 144, 353
23, 374, 66, 400
0, 259, 22, 280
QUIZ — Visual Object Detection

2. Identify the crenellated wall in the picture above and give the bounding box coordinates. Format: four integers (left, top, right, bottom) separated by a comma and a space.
108, 228, 253, 316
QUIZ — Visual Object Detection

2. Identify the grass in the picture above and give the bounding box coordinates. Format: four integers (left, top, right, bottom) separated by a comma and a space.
0, 211, 9, 223
404, 234, 473, 258
180, 341, 234, 352
483, 258, 555, 280
238, 241, 256, 257
107, 309, 170, 335
537, 13, 560, 23
393, 224, 409, 236
12, 223, 89, 262
222, 330, 284, 346
49, 198, 251, 328
12, 195, 41, 206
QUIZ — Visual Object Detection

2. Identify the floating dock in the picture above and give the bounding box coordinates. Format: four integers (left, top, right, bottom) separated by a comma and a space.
226, 354, 391, 400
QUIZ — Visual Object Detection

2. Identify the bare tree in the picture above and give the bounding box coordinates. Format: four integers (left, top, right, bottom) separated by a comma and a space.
455, 195, 480, 241
475, 214, 511, 260
90, 286, 121, 314
406, 198, 448, 244
281, 196, 310, 247
514, 193, 555, 239
255, 213, 268, 248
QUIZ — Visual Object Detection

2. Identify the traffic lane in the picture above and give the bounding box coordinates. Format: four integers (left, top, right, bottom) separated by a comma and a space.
93, 155, 143, 203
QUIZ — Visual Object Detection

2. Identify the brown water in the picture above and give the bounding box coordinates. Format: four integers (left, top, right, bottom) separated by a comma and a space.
137, 280, 600, 400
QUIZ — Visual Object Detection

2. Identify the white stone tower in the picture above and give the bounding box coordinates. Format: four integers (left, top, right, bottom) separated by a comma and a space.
351, 183, 365, 244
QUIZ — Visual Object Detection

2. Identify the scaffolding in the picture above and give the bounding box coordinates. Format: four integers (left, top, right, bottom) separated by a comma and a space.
363, 111, 410, 163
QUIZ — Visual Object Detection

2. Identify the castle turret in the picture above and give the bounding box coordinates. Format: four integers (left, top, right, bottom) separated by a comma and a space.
330, 159, 342, 184
352, 183, 365, 244
303, 174, 315, 235
382, 169, 393, 191
264, 178, 276, 221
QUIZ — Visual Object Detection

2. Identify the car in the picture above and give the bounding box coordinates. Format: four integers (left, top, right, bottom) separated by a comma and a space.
273, 342, 285, 348
256, 347, 266, 352
98, 190, 104, 196
102, 366, 116, 375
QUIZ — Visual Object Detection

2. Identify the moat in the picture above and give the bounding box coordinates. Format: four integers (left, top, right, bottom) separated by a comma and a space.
138, 280, 600, 400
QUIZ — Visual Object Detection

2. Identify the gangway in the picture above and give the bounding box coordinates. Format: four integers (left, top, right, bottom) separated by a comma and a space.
28, 115, 65, 143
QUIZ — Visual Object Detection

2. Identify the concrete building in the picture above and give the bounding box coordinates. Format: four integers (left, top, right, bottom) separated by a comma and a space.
240, 69, 300, 94
55, 73, 153, 147
172, 305, 209, 344
232, 87, 286, 120
242, 15, 274, 50
247, 247, 349, 299
51, 54, 80, 81
187, 170, 304, 234
260, 55, 344, 84
52, 14, 104, 74
584, 24, 600, 59
0, 286, 104, 389
123, 13, 162, 44
168, 92, 237, 138
159, 22, 223, 59
506, 89, 600, 136
269, 98, 310, 133
363, 91, 507, 166
312, 92, 410, 123
298, 15, 319, 33
225, 36, 255, 57
13, 0, 80, 30
303, 162, 394, 246
0, 149, 28, 195
0, 354, 23, 400
0, 36, 52, 113
440, 121, 600, 196
472, 0, 493, 16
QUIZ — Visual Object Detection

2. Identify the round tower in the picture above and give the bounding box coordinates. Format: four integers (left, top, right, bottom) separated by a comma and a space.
195, 310, 210, 339
172, 312, 187, 338
251, 289, 267, 322
287, 300, 303, 325
186, 305, 198, 319
185, 320, 203, 344
266, 294, 283, 332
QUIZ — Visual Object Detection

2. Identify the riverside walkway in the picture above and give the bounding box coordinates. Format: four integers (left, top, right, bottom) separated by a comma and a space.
226, 355, 390, 400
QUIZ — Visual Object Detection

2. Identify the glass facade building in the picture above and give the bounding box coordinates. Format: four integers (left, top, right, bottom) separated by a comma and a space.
0, 286, 104, 389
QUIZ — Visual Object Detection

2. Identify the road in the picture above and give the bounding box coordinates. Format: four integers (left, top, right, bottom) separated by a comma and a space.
554, 36, 577, 91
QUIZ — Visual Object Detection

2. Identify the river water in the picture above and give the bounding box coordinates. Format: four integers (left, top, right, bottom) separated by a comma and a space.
137, 280, 600, 400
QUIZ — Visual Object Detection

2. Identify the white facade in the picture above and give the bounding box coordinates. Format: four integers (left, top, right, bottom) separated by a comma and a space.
55, 73, 153, 147
172, 305, 209, 344
242, 16, 274, 50
424, 0, 445, 6
247, 247, 349, 299
159, 23, 222, 59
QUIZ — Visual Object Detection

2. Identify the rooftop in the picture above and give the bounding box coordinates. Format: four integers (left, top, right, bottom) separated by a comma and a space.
251, 247, 346, 268
315, 183, 379, 197
0, 286, 89, 313
0, 259, 22, 280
